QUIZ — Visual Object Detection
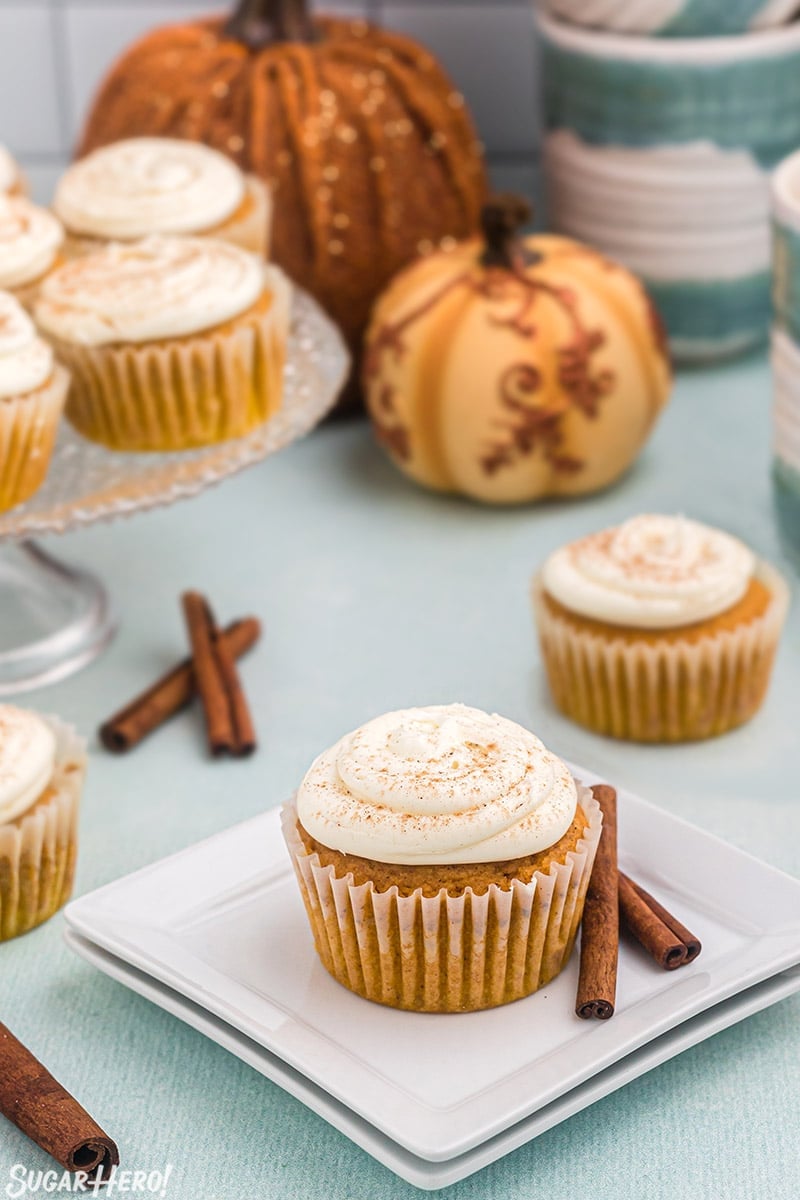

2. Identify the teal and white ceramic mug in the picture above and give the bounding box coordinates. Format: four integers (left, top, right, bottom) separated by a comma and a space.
539, 14, 800, 361
771, 327, 800, 566
772, 150, 800, 344
539, 0, 800, 37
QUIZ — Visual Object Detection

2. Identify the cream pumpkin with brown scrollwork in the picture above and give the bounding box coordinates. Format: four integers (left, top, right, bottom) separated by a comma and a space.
363, 198, 671, 504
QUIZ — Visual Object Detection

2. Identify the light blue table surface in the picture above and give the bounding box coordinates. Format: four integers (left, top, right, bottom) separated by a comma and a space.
2, 351, 799, 1200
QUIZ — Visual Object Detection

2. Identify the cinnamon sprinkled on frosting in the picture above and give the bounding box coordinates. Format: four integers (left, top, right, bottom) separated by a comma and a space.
54, 138, 244, 240
0, 292, 53, 397
297, 703, 577, 864
0, 196, 63, 289
0, 704, 56, 825
35, 236, 264, 346
542, 514, 755, 629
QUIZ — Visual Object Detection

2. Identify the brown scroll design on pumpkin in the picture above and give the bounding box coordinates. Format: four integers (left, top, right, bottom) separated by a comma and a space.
364, 271, 471, 461
478, 272, 614, 476
481, 364, 579, 475
364, 266, 614, 475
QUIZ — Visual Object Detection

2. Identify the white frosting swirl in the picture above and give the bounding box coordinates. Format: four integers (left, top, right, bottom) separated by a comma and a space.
35, 236, 264, 345
297, 704, 578, 865
0, 292, 54, 397
0, 196, 63, 288
0, 146, 20, 195
0, 705, 56, 825
542, 515, 755, 629
54, 138, 245, 240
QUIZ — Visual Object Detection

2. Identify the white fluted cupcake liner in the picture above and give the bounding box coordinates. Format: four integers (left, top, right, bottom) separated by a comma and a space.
52, 274, 290, 452
0, 716, 86, 941
281, 787, 602, 1013
0, 365, 69, 512
533, 563, 789, 742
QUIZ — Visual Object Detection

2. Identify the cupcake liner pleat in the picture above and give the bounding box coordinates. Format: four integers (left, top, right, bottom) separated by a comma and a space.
281, 788, 602, 1014
54, 280, 290, 452
0, 716, 86, 942
0, 366, 68, 512
533, 562, 789, 742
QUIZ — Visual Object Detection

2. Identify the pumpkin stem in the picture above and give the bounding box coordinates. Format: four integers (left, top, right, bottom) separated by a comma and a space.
223, 0, 315, 49
480, 194, 534, 270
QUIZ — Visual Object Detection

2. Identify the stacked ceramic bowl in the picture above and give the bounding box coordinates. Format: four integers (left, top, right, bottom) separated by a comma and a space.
535, 2, 800, 362
771, 150, 800, 562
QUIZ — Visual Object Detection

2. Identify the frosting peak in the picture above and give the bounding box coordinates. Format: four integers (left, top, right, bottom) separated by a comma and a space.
542, 514, 755, 629
54, 138, 245, 240
297, 704, 577, 864
0, 705, 56, 824
0, 291, 53, 397
0, 195, 63, 288
0, 146, 20, 195
35, 236, 265, 345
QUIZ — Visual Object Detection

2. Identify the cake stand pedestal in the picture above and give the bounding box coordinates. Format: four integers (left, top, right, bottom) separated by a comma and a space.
0, 291, 348, 695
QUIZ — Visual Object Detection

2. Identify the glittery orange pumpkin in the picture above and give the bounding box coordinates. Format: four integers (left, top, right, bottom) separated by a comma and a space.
77, 0, 488, 411
364, 198, 672, 503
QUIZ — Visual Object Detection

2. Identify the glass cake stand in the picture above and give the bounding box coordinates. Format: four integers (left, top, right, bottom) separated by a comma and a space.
0, 291, 349, 695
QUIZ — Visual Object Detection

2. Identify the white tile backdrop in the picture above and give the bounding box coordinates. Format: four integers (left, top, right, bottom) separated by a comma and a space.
0, 0, 541, 209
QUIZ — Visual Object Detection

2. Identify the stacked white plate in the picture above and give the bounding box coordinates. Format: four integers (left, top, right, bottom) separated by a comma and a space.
63, 767, 800, 1189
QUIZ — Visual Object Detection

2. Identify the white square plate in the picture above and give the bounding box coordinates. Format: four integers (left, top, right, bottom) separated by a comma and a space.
63, 928, 800, 1191
64, 766, 800, 1185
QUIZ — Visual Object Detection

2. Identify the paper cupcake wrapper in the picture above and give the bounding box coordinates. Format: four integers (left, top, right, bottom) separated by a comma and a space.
532, 562, 789, 742
281, 788, 602, 1014
55, 274, 291, 452
0, 365, 69, 513
0, 716, 86, 941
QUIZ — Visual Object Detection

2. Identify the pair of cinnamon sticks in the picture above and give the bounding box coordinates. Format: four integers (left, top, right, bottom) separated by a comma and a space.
100, 594, 260, 757
576, 784, 702, 1021
0, 1022, 118, 1182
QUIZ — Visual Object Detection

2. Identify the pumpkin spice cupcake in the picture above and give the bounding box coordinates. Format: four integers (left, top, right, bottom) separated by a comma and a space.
282, 703, 602, 1013
0, 292, 69, 513
35, 236, 290, 452
54, 138, 270, 259
533, 514, 789, 742
0, 704, 86, 941
0, 195, 64, 312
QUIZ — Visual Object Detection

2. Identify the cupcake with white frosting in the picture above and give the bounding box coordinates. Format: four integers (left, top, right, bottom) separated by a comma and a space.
55, 138, 270, 259
35, 235, 290, 452
0, 292, 69, 513
282, 703, 602, 1012
0, 145, 25, 198
533, 515, 789, 742
0, 704, 86, 941
0, 195, 64, 311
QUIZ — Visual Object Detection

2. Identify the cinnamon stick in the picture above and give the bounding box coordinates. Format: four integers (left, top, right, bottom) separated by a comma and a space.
576, 784, 618, 1020
0, 1022, 119, 1182
181, 592, 257, 757
213, 626, 257, 756
99, 618, 260, 753
620, 872, 702, 968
